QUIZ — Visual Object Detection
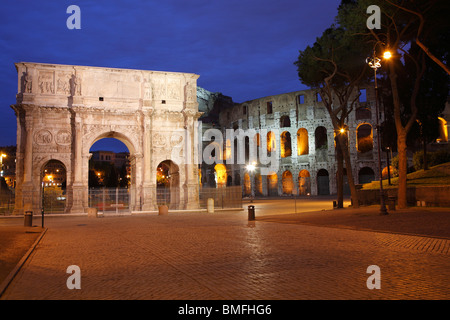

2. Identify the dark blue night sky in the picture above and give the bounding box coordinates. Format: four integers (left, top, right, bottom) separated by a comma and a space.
0, 0, 341, 151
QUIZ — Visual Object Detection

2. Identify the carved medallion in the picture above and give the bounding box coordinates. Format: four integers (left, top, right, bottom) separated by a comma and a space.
34, 130, 53, 145
153, 132, 166, 147
55, 130, 72, 145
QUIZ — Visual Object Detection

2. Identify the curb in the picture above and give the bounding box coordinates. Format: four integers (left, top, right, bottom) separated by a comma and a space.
0, 227, 48, 298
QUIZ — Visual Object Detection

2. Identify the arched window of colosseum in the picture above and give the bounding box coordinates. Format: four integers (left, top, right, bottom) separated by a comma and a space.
280, 131, 292, 158
280, 115, 291, 128
317, 169, 330, 195
358, 167, 375, 184
255, 173, 263, 196
267, 172, 278, 196
245, 136, 250, 162
214, 163, 227, 188
315, 126, 327, 150
282, 170, 293, 195
437, 117, 448, 143
356, 124, 373, 153
267, 131, 276, 154
244, 173, 251, 196
297, 128, 309, 155
267, 101, 273, 114
298, 170, 311, 195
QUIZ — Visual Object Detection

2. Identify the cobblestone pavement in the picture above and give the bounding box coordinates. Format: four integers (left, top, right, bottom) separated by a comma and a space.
1, 210, 449, 300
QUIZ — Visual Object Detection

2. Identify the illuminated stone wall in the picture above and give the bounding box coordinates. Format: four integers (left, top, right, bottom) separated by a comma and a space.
217, 86, 384, 197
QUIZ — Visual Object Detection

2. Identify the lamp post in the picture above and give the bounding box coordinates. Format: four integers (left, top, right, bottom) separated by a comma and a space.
366, 45, 391, 215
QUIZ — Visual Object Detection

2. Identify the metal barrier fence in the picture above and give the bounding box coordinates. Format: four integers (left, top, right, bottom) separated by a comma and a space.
2, 186, 243, 215
43, 186, 66, 214
88, 188, 130, 214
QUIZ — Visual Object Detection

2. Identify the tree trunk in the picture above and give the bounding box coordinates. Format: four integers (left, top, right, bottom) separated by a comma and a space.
397, 131, 408, 209
389, 63, 409, 209
337, 134, 359, 208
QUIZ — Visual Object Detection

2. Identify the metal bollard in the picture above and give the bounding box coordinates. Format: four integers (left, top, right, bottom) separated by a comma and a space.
24, 211, 33, 227
248, 205, 255, 221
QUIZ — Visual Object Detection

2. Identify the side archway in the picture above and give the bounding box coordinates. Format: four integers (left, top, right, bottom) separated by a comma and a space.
156, 160, 180, 209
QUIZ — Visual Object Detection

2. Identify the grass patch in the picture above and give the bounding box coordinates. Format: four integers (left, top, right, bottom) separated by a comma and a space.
362, 162, 450, 190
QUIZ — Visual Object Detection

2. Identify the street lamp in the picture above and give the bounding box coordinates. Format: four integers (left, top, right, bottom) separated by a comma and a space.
366, 44, 391, 215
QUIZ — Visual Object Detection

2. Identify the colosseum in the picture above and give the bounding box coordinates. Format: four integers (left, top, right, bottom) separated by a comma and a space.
198, 85, 386, 197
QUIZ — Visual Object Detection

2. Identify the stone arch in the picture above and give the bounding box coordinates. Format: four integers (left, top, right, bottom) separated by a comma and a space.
297, 128, 309, 156
267, 131, 276, 154
317, 169, 330, 195
87, 131, 137, 156
214, 163, 227, 188
254, 173, 263, 196
282, 170, 293, 194
280, 115, 291, 128
280, 131, 292, 158
267, 172, 278, 196
359, 166, 375, 184
437, 117, 448, 143
156, 160, 180, 209
356, 123, 373, 153
298, 169, 311, 195
41, 159, 68, 213
244, 172, 251, 196
315, 126, 328, 150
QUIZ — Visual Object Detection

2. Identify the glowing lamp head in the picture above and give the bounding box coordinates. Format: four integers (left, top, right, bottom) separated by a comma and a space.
383, 51, 392, 60
340, 128, 345, 134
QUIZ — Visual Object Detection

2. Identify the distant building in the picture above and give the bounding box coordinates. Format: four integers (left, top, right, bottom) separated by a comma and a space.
90, 150, 129, 169
0, 146, 16, 188
199, 85, 387, 196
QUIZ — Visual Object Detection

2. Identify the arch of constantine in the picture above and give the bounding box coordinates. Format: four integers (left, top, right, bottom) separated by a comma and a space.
12, 62, 202, 214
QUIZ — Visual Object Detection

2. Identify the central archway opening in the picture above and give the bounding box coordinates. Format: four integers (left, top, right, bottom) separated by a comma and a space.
88, 137, 131, 213
156, 160, 180, 209
41, 160, 67, 213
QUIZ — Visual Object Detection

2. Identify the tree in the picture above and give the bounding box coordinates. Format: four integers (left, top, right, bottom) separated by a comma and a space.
338, 0, 449, 208
384, 0, 450, 75
295, 26, 371, 208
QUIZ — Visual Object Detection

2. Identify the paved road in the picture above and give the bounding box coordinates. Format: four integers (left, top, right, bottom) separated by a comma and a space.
243, 196, 352, 216
1, 210, 449, 300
